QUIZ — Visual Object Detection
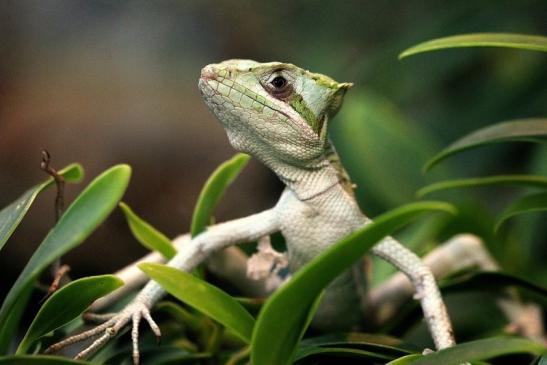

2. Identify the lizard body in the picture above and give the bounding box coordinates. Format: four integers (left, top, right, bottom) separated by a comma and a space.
47, 60, 457, 364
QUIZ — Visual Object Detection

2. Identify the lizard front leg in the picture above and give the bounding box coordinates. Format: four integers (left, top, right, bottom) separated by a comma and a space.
45, 209, 279, 364
91, 235, 269, 312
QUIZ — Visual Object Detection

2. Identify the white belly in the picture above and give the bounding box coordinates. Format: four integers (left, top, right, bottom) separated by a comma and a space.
274, 187, 367, 330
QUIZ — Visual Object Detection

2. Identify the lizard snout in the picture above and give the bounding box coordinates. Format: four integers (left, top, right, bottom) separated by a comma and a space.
200, 64, 218, 81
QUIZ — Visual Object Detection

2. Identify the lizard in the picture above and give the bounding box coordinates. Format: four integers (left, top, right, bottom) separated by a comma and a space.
46, 59, 537, 364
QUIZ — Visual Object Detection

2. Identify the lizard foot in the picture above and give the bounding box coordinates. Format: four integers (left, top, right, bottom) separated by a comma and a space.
45, 300, 161, 365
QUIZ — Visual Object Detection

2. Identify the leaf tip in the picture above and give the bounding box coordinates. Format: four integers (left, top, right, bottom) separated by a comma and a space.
60, 163, 86, 183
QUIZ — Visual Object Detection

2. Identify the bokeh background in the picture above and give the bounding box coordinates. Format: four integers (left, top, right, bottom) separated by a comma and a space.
1, 0, 546, 332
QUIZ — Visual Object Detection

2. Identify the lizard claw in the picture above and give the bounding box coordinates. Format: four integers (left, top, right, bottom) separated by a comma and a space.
45, 300, 160, 365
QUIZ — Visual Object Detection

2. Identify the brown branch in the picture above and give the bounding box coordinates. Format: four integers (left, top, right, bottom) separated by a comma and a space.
40, 150, 70, 299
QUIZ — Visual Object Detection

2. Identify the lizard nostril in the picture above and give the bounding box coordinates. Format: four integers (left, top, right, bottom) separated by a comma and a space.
200, 65, 217, 81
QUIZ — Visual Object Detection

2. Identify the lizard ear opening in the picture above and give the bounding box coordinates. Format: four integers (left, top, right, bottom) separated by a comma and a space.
327, 82, 352, 118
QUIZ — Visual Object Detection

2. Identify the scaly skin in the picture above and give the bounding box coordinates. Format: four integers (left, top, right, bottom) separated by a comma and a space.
46, 60, 456, 364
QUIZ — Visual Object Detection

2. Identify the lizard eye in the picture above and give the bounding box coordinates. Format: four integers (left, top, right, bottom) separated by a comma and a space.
265, 73, 292, 99
271, 76, 287, 89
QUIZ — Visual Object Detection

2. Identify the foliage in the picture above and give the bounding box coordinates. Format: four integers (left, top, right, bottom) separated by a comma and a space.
1, 33, 546, 364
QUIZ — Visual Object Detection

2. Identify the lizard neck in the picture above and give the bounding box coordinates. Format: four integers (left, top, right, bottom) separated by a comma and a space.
256, 140, 355, 201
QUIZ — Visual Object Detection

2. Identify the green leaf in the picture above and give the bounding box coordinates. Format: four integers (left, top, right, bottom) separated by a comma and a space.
0, 355, 94, 364
386, 354, 423, 364
495, 192, 547, 232
404, 337, 545, 365
0, 165, 131, 354
119, 202, 176, 259
0, 163, 83, 253
251, 201, 456, 365
300, 332, 406, 351
424, 118, 547, 171
298, 332, 411, 365
139, 263, 255, 344
190, 153, 250, 236
295, 346, 395, 363
417, 175, 547, 197
441, 271, 547, 299
17, 275, 124, 354
399, 33, 547, 59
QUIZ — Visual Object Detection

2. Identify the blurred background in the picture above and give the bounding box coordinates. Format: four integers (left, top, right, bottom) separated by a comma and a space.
1, 0, 546, 338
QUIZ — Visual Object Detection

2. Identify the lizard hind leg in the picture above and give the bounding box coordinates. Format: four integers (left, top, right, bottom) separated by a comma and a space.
370, 237, 456, 350
368, 234, 544, 341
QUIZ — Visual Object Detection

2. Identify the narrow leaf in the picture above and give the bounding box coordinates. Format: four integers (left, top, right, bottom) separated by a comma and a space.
0, 355, 94, 364
251, 201, 456, 365
417, 175, 547, 197
139, 263, 255, 344
0, 165, 131, 353
17, 275, 124, 354
295, 346, 395, 362
190, 153, 250, 236
400, 33, 547, 59
386, 354, 423, 365
300, 332, 405, 351
495, 192, 547, 232
119, 202, 176, 259
0, 163, 83, 252
425, 119, 547, 171
404, 337, 545, 365
440, 271, 547, 299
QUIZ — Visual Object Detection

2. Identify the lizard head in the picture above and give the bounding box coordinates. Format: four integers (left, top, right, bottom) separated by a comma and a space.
198, 59, 352, 165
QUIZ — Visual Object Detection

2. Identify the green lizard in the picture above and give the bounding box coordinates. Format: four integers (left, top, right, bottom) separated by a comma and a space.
47, 60, 534, 364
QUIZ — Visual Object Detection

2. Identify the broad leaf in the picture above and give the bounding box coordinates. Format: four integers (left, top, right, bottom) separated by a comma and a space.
425, 119, 547, 171
0, 355, 93, 364
0, 163, 83, 252
17, 275, 124, 354
119, 202, 176, 259
190, 153, 250, 236
251, 201, 456, 365
496, 192, 547, 232
404, 337, 545, 365
417, 175, 547, 197
139, 263, 255, 344
399, 33, 547, 59
0, 165, 131, 354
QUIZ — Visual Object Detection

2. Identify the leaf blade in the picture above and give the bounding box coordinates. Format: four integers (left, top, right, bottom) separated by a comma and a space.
139, 263, 255, 344
400, 33, 547, 59
16, 275, 124, 354
0, 355, 94, 365
190, 153, 250, 237
251, 201, 456, 365
405, 337, 545, 365
424, 118, 547, 171
0, 163, 84, 253
0, 165, 131, 354
119, 202, 176, 259
495, 191, 547, 232
417, 175, 547, 197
